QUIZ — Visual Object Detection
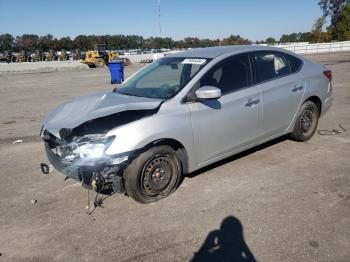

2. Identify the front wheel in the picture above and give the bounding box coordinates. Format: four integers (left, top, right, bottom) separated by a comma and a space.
123, 146, 182, 203
290, 101, 319, 142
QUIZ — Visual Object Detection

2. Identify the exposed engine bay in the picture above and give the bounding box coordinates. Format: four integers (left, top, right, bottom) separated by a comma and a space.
41, 108, 159, 195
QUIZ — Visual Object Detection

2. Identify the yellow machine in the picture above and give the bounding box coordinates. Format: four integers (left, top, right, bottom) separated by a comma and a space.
81, 44, 119, 68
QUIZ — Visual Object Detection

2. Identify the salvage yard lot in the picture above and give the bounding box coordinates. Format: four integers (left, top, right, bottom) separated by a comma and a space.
0, 53, 349, 261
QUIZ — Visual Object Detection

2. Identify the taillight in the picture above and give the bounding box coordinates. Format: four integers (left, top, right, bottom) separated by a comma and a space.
323, 70, 332, 81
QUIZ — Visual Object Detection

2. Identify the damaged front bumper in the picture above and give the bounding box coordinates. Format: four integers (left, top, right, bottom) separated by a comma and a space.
42, 129, 128, 193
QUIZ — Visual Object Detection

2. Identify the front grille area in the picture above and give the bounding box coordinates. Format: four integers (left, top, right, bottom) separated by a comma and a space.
41, 128, 125, 193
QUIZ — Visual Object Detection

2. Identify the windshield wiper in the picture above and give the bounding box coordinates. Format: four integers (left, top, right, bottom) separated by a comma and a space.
114, 89, 151, 98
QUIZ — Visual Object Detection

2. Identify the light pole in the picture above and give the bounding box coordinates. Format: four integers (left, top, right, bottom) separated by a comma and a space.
157, 0, 161, 38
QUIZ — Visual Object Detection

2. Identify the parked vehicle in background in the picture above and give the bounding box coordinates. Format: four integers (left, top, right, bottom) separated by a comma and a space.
41, 46, 332, 203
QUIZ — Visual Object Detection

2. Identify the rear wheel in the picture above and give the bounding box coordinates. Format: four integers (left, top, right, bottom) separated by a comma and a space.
290, 101, 319, 142
94, 58, 105, 68
123, 146, 182, 203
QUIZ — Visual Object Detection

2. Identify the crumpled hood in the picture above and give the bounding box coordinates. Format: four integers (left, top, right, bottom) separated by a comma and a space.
43, 91, 163, 138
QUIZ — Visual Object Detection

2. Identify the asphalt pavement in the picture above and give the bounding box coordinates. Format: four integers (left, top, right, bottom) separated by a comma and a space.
0, 53, 349, 262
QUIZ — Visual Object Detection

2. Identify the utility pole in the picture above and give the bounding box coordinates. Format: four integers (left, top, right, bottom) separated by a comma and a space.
157, 0, 161, 38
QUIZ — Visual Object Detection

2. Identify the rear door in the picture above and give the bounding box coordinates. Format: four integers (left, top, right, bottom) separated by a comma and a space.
253, 51, 305, 137
188, 53, 262, 164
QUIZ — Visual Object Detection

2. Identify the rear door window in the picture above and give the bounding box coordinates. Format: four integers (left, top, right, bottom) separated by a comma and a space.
253, 51, 292, 83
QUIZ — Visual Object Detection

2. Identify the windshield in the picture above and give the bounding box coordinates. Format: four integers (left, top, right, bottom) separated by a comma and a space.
115, 57, 209, 99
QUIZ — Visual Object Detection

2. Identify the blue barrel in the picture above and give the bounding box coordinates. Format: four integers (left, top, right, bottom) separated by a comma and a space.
108, 61, 124, 84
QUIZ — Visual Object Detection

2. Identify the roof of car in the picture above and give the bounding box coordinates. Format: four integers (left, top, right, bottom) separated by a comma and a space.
169, 45, 285, 59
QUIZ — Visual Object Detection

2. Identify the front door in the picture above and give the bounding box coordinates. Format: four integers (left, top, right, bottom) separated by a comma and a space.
188, 53, 262, 165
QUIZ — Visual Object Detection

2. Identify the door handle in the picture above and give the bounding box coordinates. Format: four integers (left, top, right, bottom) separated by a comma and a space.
292, 85, 304, 92
245, 98, 260, 107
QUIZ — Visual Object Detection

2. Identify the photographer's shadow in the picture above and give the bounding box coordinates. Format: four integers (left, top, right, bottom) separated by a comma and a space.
191, 216, 256, 262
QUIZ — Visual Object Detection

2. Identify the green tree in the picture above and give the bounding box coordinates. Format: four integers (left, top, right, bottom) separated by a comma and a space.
279, 33, 298, 43
73, 35, 93, 50
330, 3, 350, 40
58, 37, 73, 50
319, 0, 349, 26
15, 34, 39, 51
221, 35, 251, 45
318, 0, 350, 40
312, 16, 327, 42
265, 37, 276, 44
183, 37, 202, 48
299, 32, 313, 42
38, 34, 54, 51
0, 33, 14, 51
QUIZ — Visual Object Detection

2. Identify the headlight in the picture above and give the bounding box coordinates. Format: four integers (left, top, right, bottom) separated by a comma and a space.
73, 143, 106, 160
63, 135, 115, 161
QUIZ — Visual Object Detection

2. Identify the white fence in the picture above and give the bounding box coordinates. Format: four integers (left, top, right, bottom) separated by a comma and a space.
274, 41, 350, 54
121, 51, 180, 64
123, 41, 350, 63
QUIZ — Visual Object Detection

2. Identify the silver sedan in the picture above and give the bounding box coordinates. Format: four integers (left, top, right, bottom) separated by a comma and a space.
42, 46, 332, 203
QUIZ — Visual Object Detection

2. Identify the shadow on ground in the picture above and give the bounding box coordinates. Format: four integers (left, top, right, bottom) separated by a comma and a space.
185, 135, 288, 180
191, 216, 256, 262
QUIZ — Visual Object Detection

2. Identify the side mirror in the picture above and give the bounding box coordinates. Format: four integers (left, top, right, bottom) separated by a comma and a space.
195, 86, 221, 100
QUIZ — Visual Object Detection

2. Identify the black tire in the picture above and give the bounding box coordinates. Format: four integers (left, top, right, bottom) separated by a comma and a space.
123, 146, 182, 203
290, 100, 319, 142
94, 58, 105, 68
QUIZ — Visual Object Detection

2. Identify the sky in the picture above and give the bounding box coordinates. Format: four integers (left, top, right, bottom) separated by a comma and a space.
0, 0, 323, 41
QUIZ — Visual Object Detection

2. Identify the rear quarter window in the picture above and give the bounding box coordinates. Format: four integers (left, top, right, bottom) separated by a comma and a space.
285, 54, 303, 73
